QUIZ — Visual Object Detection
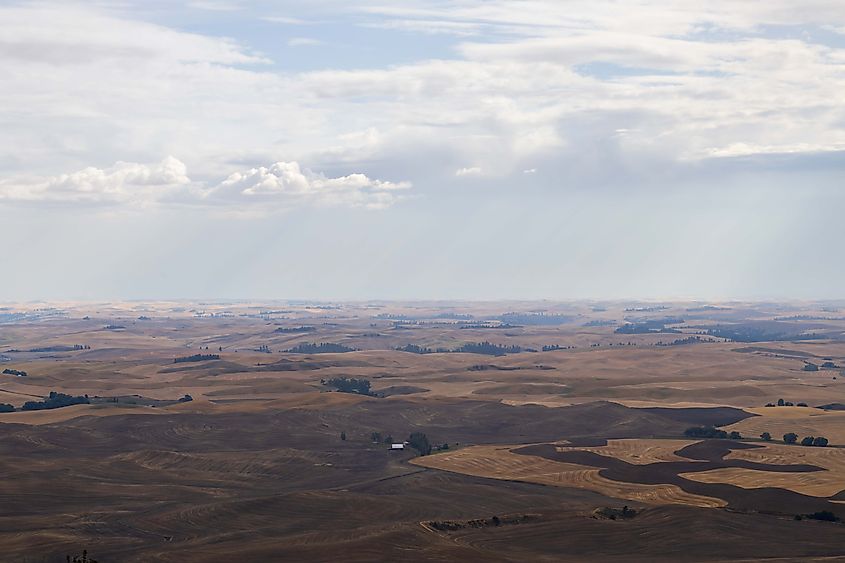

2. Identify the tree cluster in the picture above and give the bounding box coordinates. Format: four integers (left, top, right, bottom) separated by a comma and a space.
499, 312, 574, 326
322, 377, 374, 396
684, 426, 741, 439
453, 341, 522, 356
174, 354, 220, 363
286, 342, 355, 354
800, 436, 829, 447
396, 344, 434, 354
21, 391, 90, 411
408, 432, 432, 455
541, 344, 575, 351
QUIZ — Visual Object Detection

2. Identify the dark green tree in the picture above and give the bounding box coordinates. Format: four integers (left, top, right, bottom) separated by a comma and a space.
783, 432, 798, 444
760, 432, 772, 441
684, 426, 728, 439
800, 436, 815, 446
408, 432, 432, 455
340, 431, 347, 441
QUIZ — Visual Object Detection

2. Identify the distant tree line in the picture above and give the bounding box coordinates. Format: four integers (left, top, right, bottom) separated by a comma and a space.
286, 342, 355, 354
582, 320, 617, 327
684, 426, 741, 439
704, 324, 824, 343
174, 354, 220, 363
20, 391, 90, 411
616, 319, 683, 334
655, 336, 713, 347
765, 398, 808, 407
2, 368, 27, 377
498, 312, 575, 326
397, 342, 522, 356
453, 342, 522, 356
396, 344, 437, 354
5, 344, 90, 353
274, 326, 317, 333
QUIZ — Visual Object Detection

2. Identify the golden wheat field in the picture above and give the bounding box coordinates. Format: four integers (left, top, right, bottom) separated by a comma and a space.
725, 407, 845, 446
556, 439, 698, 465
681, 442, 845, 497
412, 443, 726, 508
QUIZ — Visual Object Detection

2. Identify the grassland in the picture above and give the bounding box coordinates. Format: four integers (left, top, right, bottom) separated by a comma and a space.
0, 300, 844, 561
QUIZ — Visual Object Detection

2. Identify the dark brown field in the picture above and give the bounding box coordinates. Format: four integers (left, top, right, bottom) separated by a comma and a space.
1, 300, 844, 561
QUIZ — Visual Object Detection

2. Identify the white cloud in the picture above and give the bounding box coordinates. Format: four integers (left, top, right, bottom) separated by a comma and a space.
0, 158, 410, 211
0, 157, 191, 206
3, 1, 845, 199
455, 166, 482, 176
209, 161, 410, 209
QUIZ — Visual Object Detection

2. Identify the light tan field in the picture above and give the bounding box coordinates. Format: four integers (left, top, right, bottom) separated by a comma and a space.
0, 403, 164, 425
412, 443, 726, 508
724, 407, 845, 446
557, 439, 698, 465
681, 442, 845, 497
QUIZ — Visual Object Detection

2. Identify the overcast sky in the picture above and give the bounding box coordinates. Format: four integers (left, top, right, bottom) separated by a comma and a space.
1, 1, 844, 301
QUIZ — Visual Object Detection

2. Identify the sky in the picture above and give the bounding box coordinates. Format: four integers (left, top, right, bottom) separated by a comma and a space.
1, 0, 844, 301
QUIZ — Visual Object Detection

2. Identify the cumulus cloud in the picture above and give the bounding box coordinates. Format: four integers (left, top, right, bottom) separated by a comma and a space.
0, 158, 409, 211
0, 157, 191, 205
208, 161, 410, 209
